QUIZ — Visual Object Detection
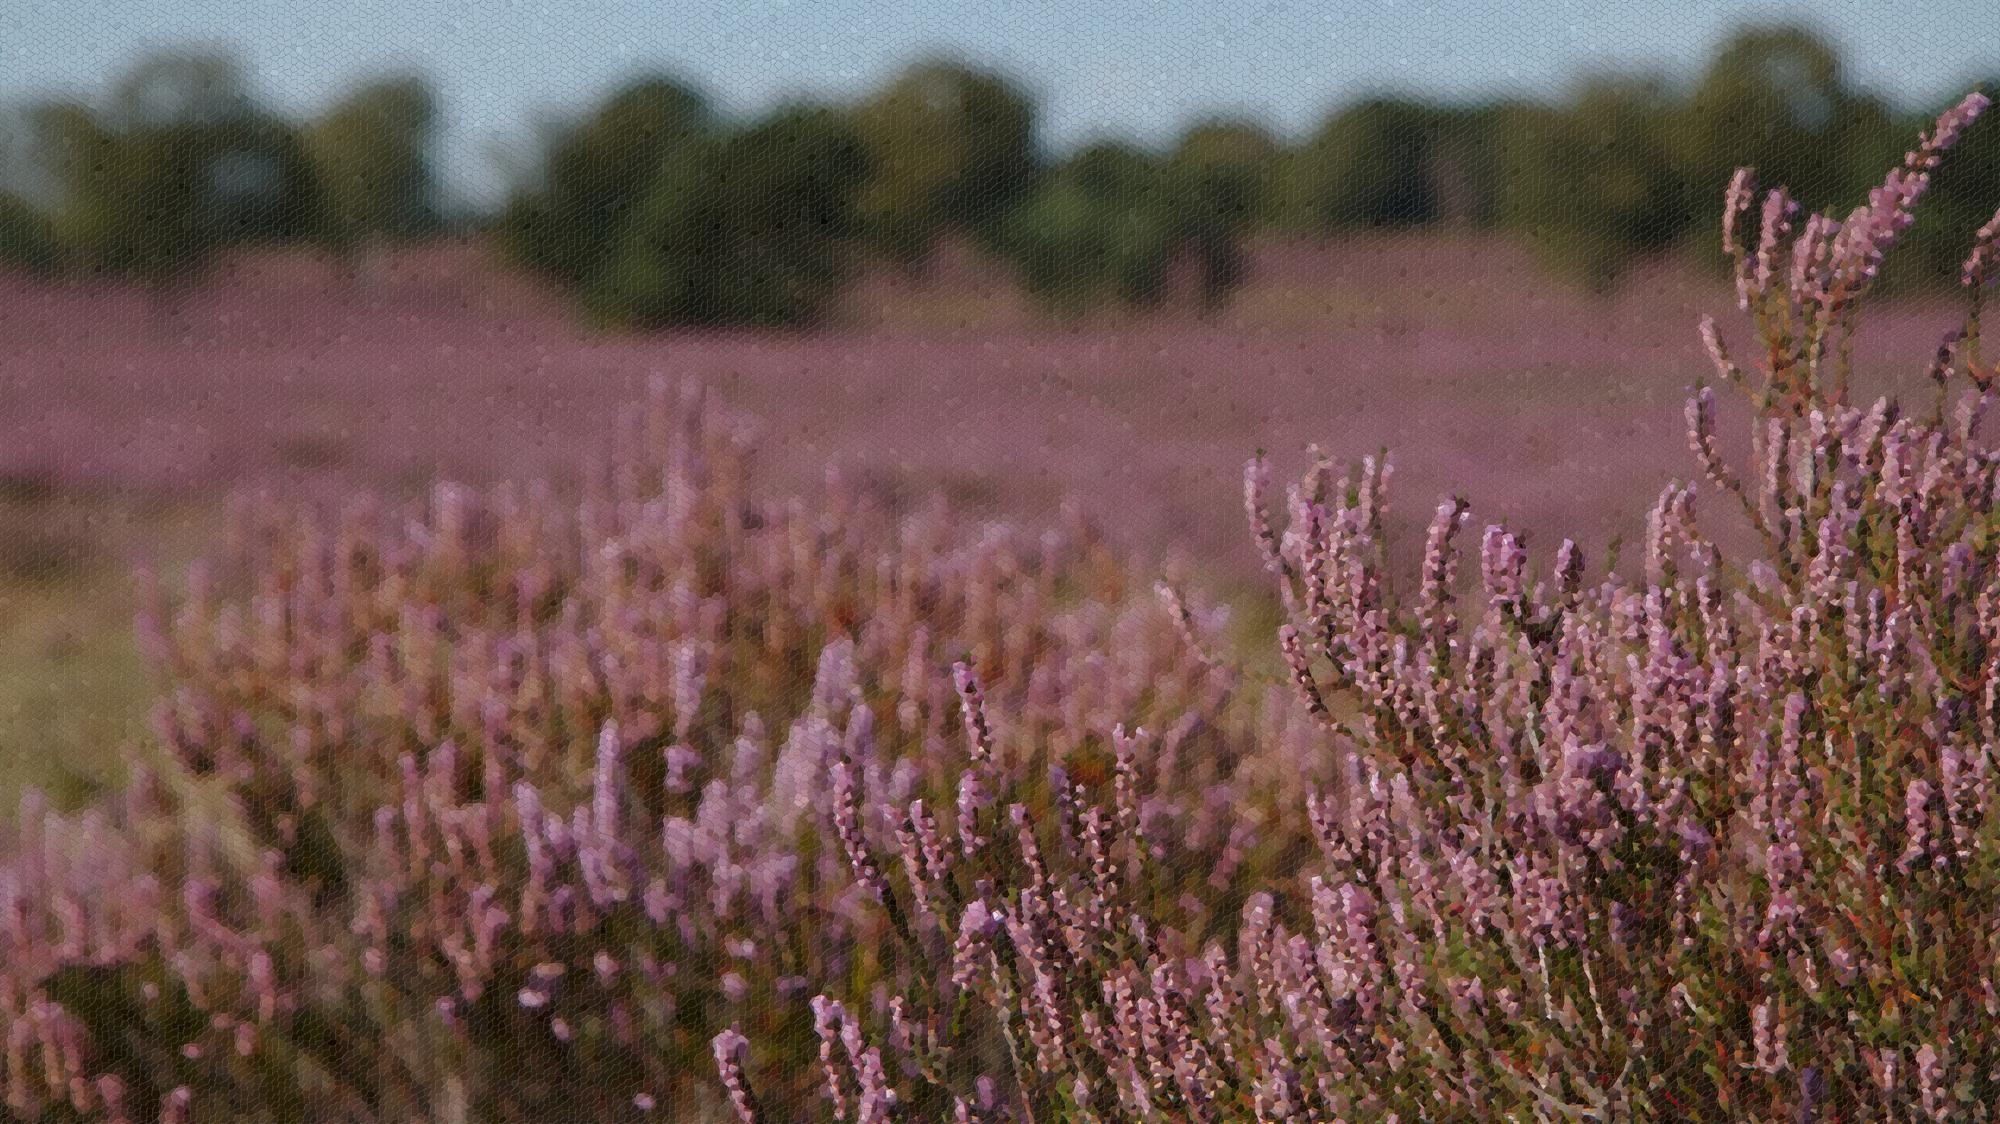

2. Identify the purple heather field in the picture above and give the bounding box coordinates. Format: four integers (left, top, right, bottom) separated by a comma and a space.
1, 233, 1957, 585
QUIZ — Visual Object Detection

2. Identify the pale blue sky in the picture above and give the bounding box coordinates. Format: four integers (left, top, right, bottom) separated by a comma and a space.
3, 0, 1995, 211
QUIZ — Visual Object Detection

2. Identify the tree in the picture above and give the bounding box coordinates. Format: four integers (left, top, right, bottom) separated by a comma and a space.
304, 76, 440, 283
1292, 98, 1440, 232
0, 109, 60, 275
847, 60, 1040, 274
1169, 118, 1281, 229
495, 77, 712, 290
0, 192, 58, 277
997, 143, 1169, 318
1494, 77, 1690, 293
1671, 27, 1856, 218
106, 49, 256, 131
28, 50, 322, 331
998, 136, 1257, 318
583, 104, 872, 330
1423, 103, 1510, 227
1164, 121, 1274, 310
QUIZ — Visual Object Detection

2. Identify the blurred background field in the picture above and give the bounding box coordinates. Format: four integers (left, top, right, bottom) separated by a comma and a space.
0, 12, 1992, 805
0, 231, 1960, 809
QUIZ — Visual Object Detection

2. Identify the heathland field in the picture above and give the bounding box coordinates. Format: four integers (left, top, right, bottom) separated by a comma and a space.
11, 78, 2000, 1115
0, 232, 1958, 804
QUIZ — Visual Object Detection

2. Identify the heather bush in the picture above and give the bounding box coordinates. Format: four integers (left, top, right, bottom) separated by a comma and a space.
709, 93, 2000, 1121
0, 382, 1302, 1121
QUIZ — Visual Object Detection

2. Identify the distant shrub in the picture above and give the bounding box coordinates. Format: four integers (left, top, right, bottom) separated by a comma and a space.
1291, 97, 1442, 232
849, 60, 1041, 273
583, 106, 872, 330
303, 76, 444, 275
28, 51, 326, 322
1493, 79, 1692, 294
494, 78, 712, 293
999, 141, 1255, 319
0, 192, 58, 276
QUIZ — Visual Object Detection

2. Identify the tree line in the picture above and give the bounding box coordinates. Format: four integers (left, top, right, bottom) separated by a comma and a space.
1, 27, 1995, 330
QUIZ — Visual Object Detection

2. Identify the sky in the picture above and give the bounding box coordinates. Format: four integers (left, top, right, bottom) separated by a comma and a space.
3, 0, 1996, 212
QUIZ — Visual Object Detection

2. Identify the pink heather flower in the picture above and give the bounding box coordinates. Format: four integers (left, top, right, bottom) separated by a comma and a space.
1753, 998, 1788, 1073
1480, 525, 1527, 615
955, 771, 990, 858
664, 743, 702, 794
810, 996, 853, 1122
1925, 91, 1992, 158
1553, 538, 1585, 600
830, 756, 890, 904
711, 1028, 762, 1124
1916, 1042, 1948, 1121
1826, 94, 1988, 304
1418, 498, 1471, 648
1111, 723, 1146, 855
1964, 206, 2000, 288
1754, 188, 1800, 298
1722, 166, 1756, 258
1900, 778, 1937, 874
1277, 624, 1331, 725
1245, 455, 1284, 578
951, 901, 999, 991
1789, 211, 1838, 308
951, 662, 996, 766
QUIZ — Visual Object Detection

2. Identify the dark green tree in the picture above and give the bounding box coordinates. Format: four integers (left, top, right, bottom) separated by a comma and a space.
304, 75, 441, 283
1291, 98, 1440, 232
1423, 103, 1510, 227
1170, 119, 1281, 227
0, 192, 58, 276
495, 77, 712, 290
849, 60, 1040, 274
1163, 121, 1274, 309
998, 136, 1257, 318
583, 104, 873, 330
27, 50, 322, 330
998, 142, 1170, 318
1494, 77, 1690, 293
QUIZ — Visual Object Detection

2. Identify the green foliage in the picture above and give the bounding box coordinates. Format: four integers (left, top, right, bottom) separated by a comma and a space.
26, 50, 324, 304
1163, 127, 1266, 307
582, 104, 872, 330
999, 136, 1258, 318
494, 77, 712, 291
0, 192, 58, 276
1494, 79, 1692, 293
6, 25, 1996, 323
998, 143, 1172, 317
1423, 103, 1511, 226
1671, 26, 1861, 213
303, 76, 441, 263
1171, 118, 1281, 229
849, 60, 1040, 270
1291, 98, 1441, 232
